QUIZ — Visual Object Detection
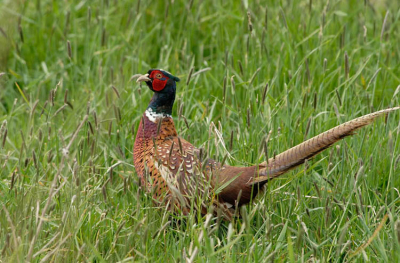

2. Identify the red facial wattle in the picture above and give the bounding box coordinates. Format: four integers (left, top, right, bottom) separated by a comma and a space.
152, 79, 167, 91
150, 71, 169, 91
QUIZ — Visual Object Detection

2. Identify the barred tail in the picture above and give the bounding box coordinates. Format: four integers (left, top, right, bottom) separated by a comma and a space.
252, 107, 400, 184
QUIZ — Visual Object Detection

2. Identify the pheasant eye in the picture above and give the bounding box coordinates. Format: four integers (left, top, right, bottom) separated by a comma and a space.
155, 73, 163, 79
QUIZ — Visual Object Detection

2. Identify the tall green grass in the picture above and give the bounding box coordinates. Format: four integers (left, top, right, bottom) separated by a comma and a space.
1, 0, 400, 261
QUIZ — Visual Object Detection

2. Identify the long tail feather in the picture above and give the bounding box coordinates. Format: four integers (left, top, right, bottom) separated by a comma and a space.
252, 107, 400, 184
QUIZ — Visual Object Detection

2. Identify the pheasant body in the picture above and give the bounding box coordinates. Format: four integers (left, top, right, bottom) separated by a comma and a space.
134, 69, 399, 220
134, 108, 253, 217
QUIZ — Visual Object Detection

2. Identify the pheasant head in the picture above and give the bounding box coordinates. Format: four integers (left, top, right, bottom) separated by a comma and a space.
136, 69, 180, 117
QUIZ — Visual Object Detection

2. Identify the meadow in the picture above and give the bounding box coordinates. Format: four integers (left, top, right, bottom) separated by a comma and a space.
1, 0, 400, 261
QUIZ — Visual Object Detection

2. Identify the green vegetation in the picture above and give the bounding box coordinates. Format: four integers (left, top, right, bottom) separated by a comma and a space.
1, 0, 400, 261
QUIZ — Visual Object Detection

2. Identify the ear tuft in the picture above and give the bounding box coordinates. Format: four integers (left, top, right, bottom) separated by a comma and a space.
157, 69, 180, 82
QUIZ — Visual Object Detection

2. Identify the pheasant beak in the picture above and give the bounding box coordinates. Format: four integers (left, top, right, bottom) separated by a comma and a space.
136, 73, 151, 83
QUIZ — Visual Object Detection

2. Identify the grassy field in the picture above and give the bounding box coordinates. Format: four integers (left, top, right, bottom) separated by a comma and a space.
1, 0, 400, 261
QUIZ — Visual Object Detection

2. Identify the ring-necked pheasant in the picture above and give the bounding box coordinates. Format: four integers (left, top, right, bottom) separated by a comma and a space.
134, 69, 399, 220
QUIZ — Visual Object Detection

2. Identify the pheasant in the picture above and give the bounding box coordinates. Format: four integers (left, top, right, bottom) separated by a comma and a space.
134, 69, 399, 220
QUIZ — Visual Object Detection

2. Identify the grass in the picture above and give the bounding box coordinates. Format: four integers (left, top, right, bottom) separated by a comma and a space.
1, 0, 400, 261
